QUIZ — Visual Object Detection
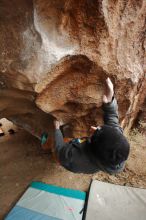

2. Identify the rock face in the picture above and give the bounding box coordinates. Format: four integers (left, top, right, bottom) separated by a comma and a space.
0, 0, 146, 138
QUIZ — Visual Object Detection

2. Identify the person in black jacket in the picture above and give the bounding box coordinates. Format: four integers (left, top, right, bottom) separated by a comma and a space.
54, 78, 130, 174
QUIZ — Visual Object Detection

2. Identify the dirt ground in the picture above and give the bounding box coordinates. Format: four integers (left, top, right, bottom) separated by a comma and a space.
0, 120, 146, 220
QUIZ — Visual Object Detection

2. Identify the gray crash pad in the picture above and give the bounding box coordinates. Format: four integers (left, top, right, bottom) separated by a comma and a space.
85, 180, 146, 220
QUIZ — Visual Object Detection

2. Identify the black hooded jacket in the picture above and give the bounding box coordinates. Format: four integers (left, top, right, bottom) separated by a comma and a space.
54, 98, 126, 174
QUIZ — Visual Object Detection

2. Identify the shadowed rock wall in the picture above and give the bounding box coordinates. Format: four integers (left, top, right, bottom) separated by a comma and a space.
0, 0, 146, 137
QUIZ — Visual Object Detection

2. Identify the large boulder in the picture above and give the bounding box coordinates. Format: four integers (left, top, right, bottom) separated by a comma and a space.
0, 0, 145, 137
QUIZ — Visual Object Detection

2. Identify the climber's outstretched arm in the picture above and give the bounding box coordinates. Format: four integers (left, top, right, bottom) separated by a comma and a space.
91, 78, 121, 131
102, 78, 120, 128
54, 120, 65, 152
54, 120, 75, 171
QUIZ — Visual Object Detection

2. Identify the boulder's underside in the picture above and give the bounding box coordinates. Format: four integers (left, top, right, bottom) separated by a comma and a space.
0, 0, 146, 138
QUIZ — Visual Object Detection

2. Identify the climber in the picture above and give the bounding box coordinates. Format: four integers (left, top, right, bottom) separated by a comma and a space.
53, 78, 130, 174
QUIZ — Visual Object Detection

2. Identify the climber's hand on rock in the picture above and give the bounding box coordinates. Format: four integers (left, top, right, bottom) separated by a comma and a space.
54, 120, 64, 129
103, 77, 114, 103
90, 126, 101, 134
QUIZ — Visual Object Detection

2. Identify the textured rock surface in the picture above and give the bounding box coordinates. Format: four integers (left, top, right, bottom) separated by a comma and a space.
0, 0, 146, 137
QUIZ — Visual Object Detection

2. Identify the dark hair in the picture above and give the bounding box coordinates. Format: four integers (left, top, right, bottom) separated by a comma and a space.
91, 125, 130, 167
